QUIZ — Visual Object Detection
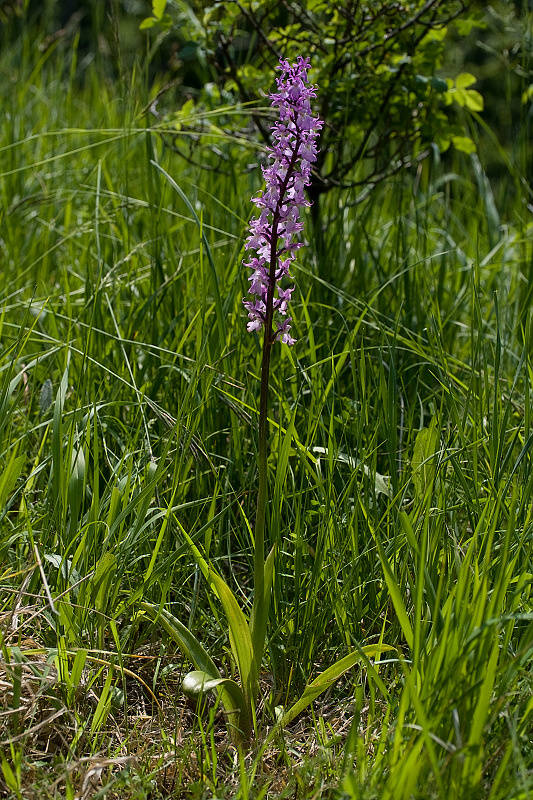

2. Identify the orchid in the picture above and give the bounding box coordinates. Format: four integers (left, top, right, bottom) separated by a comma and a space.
144, 58, 391, 749
243, 56, 323, 345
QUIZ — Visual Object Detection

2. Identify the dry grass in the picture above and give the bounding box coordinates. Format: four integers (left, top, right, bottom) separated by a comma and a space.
1, 612, 361, 799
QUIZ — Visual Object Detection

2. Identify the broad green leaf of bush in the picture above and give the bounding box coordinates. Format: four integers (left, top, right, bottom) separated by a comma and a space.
152, 0, 167, 19
445, 73, 484, 111
451, 135, 477, 154
140, 0, 171, 29
139, 1, 486, 198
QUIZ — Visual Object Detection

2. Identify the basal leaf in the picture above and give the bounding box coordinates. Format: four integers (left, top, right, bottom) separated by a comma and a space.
140, 601, 219, 679
250, 544, 276, 675
182, 669, 249, 739
280, 644, 394, 727
208, 570, 258, 711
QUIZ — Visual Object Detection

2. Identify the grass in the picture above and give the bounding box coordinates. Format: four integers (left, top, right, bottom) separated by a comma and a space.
0, 12, 532, 800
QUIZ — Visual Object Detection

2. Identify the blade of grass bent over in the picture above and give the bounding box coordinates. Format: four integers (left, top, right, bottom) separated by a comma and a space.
150, 160, 226, 348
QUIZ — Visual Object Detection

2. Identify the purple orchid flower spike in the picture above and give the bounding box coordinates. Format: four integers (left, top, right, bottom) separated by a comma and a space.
243, 56, 323, 345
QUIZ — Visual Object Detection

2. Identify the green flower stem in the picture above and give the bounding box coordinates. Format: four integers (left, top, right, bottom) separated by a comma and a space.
253, 325, 272, 643
251, 142, 301, 678
251, 206, 282, 673
252, 285, 274, 672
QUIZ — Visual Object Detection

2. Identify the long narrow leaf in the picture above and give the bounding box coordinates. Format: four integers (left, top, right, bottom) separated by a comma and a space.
208, 570, 258, 711
175, 519, 258, 708
361, 498, 414, 650
280, 644, 394, 727
140, 601, 219, 679
250, 544, 276, 675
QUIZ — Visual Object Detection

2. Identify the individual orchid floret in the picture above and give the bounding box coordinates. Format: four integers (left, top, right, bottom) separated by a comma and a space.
242, 56, 322, 345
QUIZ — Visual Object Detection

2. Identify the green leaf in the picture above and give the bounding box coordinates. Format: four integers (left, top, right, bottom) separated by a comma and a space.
0, 448, 25, 510
357, 496, 413, 649
181, 670, 252, 741
280, 644, 394, 727
399, 510, 419, 556
175, 520, 211, 583
522, 84, 533, 104
456, 72, 477, 89
451, 135, 476, 154
463, 640, 500, 784
143, 482, 180, 585
1, 755, 18, 792
141, 604, 252, 742
91, 667, 113, 733
422, 25, 447, 43
92, 552, 116, 617
412, 418, 439, 502
208, 570, 258, 710
462, 89, 483, 112
175, 520, 258, 709
403, 666, 445, 794
70, 648, 88, 687
68, 649, 88, 704
453, 88, 483, 111
374, 536, 414, 650
250, 544, 276, 675
182, 669, 249, 738
456, 18, 485, 36
183, 670, 243, 701
445, 74, 484, 112
152, 0, 167, 20
139, 17, 156, 29
140, 602, 220, 679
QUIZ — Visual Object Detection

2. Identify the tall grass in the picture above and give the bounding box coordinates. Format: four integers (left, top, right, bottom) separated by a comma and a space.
0, 16, 531, 800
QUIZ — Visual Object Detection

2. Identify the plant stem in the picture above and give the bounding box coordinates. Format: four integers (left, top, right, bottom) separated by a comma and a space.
252, 127, 302, 678
252, 224, 277, 649
253, 322, 272, 637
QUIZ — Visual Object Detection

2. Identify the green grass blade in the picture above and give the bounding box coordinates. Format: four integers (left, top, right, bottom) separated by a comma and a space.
139, 601, 220, 679
280, 644, 394, 728
150, 160, 226, 348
